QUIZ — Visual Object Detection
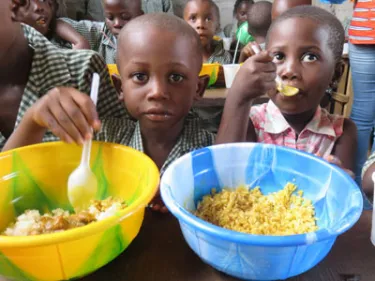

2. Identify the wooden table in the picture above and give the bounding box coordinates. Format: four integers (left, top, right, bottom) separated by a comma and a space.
81, 210, 374, 281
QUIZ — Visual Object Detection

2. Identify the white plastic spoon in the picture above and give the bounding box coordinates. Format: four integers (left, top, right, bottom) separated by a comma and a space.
67, 73, 100, 212
250, 45, 299, 97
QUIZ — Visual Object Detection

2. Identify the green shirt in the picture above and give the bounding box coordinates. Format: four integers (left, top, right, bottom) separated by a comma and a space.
95, 115, 215, 175
0, 24, 127, 149
62, 18, 117, 64
142, 0, 174, 14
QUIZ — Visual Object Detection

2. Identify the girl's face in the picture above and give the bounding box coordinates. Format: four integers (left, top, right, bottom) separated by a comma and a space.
13, 0, 53, 36
236, 2, 250, 27
267, 17, 338, 115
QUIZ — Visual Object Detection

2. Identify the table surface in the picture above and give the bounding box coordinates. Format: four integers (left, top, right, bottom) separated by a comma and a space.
81, 210, 374, 281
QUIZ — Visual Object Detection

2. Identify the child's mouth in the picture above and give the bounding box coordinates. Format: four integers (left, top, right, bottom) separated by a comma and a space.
36, 17, 47, 25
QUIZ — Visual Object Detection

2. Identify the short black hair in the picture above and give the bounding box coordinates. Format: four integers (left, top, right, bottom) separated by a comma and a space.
268, 5, 344, 62
184, 0, 221, 29
233, 0, 254, 16
117, 13, 203, 70
247, 1, 272, 38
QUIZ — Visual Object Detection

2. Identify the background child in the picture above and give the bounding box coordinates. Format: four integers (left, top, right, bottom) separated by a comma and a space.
0, 0, 126, 150
61, 0, 144, 64
224, 0, 254, 38
4, 13, 215, 213
183, 0, 231, 64
216, 6, 357, 175
11, 0, 89, 49
239, 1, 272, 63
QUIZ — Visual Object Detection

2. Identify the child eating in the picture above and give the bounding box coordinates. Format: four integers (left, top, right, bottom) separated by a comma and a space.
239, 1, 272, 63
216, 6, 357, 174
12, 0, 89, 49
183, 0, 231, 64
0, 0, 126, 150
60, 0, 144, 63
4, 13, 216, 213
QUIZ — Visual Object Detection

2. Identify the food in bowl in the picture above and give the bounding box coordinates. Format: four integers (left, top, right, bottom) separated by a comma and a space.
3, 196, 127, 236
195, 182, 318, 235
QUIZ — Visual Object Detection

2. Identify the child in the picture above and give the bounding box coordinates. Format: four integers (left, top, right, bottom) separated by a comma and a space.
61, 0, 144, 64
0, 0, 126, 150
216, 6, 357, 174
224, 0, 254, 40
272, 0, 312, 20
239, 1, 272, 63
4, 13, 216, 213
11, 0, 89, 49
183, 0, 231, 64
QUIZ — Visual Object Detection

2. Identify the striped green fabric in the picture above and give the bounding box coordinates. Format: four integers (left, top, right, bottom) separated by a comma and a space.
61, 18, 117, 64
0, 24, 127, 150
95, 114, 216, 175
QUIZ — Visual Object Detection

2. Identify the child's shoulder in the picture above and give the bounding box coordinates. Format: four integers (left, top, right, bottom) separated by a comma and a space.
182, 114, 216, 149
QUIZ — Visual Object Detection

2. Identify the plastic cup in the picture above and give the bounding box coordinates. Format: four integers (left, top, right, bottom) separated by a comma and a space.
223, 64, 241, 89
223, 38, 232, 51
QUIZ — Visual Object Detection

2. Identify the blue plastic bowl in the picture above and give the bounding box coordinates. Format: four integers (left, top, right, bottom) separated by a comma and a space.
160, 143, 363, 280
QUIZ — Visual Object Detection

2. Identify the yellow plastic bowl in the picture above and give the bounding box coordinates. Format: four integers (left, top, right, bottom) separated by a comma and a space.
107, 64, 220, 87
0, 142, 159, 281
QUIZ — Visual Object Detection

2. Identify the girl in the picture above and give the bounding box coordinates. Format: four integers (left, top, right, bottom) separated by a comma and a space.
217, 5, 357, 174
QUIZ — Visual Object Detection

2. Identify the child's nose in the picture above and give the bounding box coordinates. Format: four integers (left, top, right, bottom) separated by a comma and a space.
280, 60, 301, 81
148, 79, 169, 100
196, 18, 206, 29
113, 18, 123, 28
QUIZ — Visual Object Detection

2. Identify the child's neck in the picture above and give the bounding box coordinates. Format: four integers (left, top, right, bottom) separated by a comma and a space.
0, 28, 33, 86
141, 120, 185, 170
202, 41, 214, 62
282, 108, 317, 136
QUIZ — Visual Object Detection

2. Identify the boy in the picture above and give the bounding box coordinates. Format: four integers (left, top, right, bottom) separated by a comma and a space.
239, 1, 272, 63
183, 0, 231, 64
11, 0, 89, 49
4, 13, 215, 212
0, 0, 126, 150
61, 0, 144, 63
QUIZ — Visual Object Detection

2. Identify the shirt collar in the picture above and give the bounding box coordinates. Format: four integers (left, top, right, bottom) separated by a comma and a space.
264, 100, 337, 137
23, 24, 71, 94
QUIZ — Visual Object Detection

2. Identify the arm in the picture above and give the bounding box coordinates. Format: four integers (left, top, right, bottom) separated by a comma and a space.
216, 51, 276, 144
332, 118, 357, 172
2, 87, 100, 152
362, 152, 375, 196
55, 19, 90, 50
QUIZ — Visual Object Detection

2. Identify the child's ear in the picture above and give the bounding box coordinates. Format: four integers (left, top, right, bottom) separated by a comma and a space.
332, 60, 345, 85
195, 75, 210, 100
111, 74, 124, 100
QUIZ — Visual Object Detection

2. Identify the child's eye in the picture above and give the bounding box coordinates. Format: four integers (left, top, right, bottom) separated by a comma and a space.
189, 16, 196, 22
272, 53, 285, 63
106, 15, 114, 21
169, 74, 184, 83
302, 53, 318, 62
121, 14, 132, 21
132, 73, 149, 83
206, 17, 212, 22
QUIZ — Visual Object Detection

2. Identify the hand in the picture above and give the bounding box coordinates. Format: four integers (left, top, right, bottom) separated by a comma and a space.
28, 87, 101, 144
72, 38, 90, 50
148, 188, 168, 214
230, 50, 277, 102
238, 42, 257, 63
320, 154, 355, 179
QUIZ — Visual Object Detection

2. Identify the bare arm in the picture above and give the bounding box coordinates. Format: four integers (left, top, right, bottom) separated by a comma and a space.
216, 51, 276, 144
362, 156, 375, 196
55, 19, 90, 50
332, 118, 357, 172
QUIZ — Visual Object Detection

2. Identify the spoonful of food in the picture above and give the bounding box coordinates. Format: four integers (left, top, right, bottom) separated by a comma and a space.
251, 45, 299, 97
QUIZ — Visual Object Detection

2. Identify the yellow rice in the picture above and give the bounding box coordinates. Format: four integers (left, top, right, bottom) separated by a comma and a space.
195, 183, 318, 235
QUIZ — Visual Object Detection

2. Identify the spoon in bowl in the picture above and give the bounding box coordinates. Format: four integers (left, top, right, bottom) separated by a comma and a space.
250, 45, 299, 97
67, 73, 100, 212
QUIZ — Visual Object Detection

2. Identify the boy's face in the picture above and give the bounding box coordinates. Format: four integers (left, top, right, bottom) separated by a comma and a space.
236, 2, 250, 26
104, 0, 143, 38
267, 18, 337, 115
13, 0, 53, 35
117, 27, 204, 131
183, 1, 218, 48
